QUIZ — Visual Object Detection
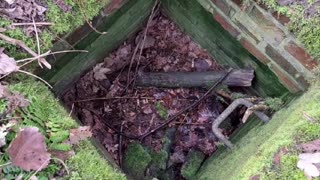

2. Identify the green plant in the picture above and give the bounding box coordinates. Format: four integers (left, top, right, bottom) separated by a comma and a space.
155, 102, 168, 119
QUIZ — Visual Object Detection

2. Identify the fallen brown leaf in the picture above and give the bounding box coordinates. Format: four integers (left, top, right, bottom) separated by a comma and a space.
8, 127, 51, 171
67, 126, 92, 145
298, 139, 320, 153
0, 48, 18, 75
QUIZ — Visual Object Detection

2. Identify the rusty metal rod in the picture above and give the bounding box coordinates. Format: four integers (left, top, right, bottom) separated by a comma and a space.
212, 98, 270, 148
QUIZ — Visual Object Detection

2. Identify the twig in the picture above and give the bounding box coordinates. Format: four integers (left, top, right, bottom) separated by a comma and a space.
132, 1, 159, 88
118, 121, 125, 168
51, 157, 69, 175
32, 17, 42, 68
69, 103, 75, 117
17, 70, 52, 88
74, 96, 153, 103
76, 0, 107, 35
26, 158, 50, 180
126, 1, 159, 90
81, 107, 139, 139
0, 32, 51, 69
139, 68, 234, 141
12, 22, 53, 26
0, 162, 11, 167
16, 50, 88, 63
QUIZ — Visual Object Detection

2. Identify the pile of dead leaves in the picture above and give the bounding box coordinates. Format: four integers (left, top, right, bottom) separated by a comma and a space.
297, 139, 320, 178
0, 0, 47, 22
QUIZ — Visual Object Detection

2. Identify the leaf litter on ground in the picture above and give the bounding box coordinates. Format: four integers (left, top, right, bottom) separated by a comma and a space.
62, 12, 243, 177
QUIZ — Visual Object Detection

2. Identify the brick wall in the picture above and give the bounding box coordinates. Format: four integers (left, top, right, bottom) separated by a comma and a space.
198, 0, 318, 93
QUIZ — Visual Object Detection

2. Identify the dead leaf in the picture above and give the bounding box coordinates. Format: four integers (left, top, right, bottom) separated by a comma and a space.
298, 159, 320, 177
0, 48, 18, 75
0, 84, 9, 99
6, 92, 30, 113
53, 0, 72, 12
8, 127, 51, 171
298, 139, 320, 153
67, 126, 92, 145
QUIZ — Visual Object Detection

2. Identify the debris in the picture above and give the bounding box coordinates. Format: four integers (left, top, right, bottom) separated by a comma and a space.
297, 153, 320, 177
6, 92, 30, 113
53, 0, 72, 12
8, 127, 51, 171
298, 139, 320, 153
136, 69, 255, 88
67, 126, 92, 145
0, 0, 47, 21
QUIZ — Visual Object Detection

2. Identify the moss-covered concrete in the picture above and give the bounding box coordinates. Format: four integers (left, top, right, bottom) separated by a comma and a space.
196, 84, 320, 180
123, 143, 152, 179
181, 150, 205, 180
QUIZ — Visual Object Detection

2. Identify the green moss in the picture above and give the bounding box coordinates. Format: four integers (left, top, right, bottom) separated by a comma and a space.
263, 153, 305, 179
68, 140, 125, 180
155, 102, 168, 119
197, 84, 320, 180
0, 0, 109, 59
46, 0, 109, 34
181, 150, 205, 180
123, 142, 152, 179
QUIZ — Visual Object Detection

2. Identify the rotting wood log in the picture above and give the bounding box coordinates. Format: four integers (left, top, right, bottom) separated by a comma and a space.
136, 69, 254, 88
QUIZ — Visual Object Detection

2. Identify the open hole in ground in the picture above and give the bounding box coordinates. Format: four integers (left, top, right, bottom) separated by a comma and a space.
61, 10, 276, 179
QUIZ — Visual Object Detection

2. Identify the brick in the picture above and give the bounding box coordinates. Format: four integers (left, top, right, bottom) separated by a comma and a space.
235, 20, 260, 43
240, 38, 270, 64
103, 0, 127, 15
249, 6, 285, 44
212, 0, 230, 15
213, 13, 240, 38
265, 45, 299, 76
231, 0, 242, 7
285, 40, 318, 70
269, 64, 302, 93
272, 12, 290, 25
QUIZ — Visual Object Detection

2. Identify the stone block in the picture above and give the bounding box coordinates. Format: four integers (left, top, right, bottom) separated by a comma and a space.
265, 45, 298, 77
240, 38, 270, 64
268, 63, 302, 93
213, 13, 240, 38
249, 6, 285, 44
235, 20, 260, 43
212, 0, 230, 15
284, 40, 318, 70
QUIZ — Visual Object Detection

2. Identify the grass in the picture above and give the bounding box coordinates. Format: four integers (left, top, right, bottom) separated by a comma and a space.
197, 84, 320, 179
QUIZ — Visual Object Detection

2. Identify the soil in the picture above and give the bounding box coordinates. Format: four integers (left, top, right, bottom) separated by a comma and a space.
62, 12, 243, 178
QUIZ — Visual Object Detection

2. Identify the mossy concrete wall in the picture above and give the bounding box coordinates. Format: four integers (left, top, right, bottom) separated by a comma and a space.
197, 0, 318, 93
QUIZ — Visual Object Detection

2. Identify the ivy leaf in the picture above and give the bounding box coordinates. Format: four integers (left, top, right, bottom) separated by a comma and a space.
8, 127, 51, 171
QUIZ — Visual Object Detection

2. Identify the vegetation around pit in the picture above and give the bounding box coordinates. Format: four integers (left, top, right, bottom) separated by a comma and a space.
0, 77, 125, 179
0, 0, 109, 59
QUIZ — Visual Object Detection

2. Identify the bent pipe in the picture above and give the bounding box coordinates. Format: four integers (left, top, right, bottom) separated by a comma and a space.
212, 98, 270, 148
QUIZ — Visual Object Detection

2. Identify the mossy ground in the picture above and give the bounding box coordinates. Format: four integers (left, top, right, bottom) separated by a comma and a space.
197, 83, 320, 180
0, 0, 109, 59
